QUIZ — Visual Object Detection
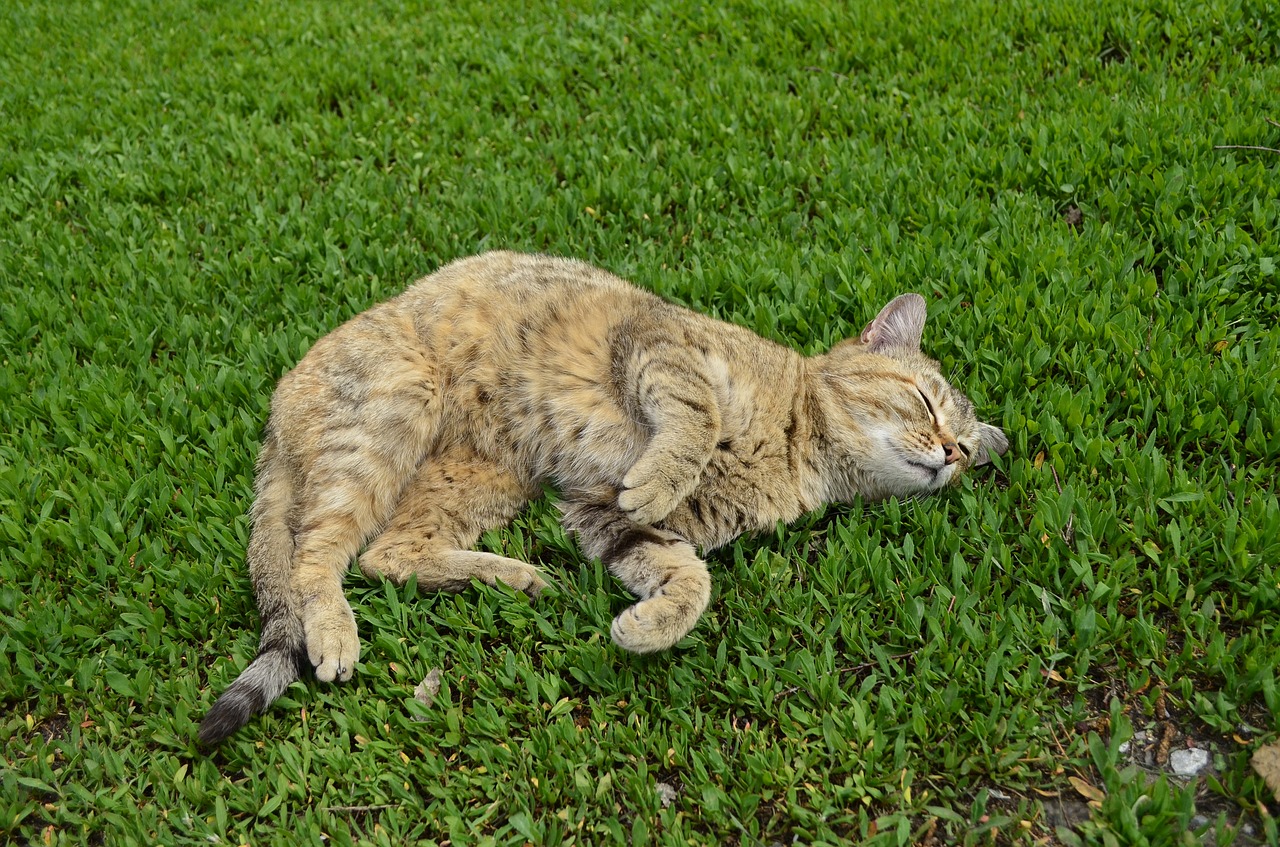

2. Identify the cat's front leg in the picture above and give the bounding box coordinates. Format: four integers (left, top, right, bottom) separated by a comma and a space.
562, 501, 712, 652
617, 343, 722, 526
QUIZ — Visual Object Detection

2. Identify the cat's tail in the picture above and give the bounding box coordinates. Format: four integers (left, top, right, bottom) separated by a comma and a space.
198, 431, 306, 747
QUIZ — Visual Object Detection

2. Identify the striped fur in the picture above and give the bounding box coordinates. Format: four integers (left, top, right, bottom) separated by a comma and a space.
198, 252, 1007, 744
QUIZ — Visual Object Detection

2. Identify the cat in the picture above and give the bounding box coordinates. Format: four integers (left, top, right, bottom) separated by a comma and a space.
198, 251, 1008, 745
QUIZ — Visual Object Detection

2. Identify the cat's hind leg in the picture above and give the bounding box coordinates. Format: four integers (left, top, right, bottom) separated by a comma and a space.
562, 501, 711, 653
283, 318, 446, 684
359, 446, 545, 597
291, 463, 399, 684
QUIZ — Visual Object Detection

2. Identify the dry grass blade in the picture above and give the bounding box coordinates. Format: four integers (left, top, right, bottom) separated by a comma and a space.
1251, 743, 1280, 803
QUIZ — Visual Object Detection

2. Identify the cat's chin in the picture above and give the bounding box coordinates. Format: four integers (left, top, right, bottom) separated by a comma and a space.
882, 458, 955, 498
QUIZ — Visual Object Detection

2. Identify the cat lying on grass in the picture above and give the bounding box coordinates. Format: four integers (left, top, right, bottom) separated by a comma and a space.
199, 251, 1008, 745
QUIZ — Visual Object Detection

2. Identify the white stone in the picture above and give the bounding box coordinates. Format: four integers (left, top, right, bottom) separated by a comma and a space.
1168, 748, 1211, 776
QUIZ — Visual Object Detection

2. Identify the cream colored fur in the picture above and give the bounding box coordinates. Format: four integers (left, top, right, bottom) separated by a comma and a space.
198, 251, 1008, 744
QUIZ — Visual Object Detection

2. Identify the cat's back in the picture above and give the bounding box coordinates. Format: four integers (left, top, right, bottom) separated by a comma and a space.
398, 254, 656, 472
401, 251, 643, 334
405, 252, 778, 488
275, 252, 645, 417
401, 251, 705, 374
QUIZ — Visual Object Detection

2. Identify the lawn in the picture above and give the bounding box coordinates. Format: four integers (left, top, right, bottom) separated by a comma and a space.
2, 0, 1278, 844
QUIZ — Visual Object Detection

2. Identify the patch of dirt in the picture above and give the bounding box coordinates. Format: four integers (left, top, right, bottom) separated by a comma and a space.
31, 712, 70, 744
1050, 680, 1270, 845
1041, 797, 1092, 831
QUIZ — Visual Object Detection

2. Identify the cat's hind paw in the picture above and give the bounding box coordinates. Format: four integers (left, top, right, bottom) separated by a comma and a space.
303, 599, 360, 683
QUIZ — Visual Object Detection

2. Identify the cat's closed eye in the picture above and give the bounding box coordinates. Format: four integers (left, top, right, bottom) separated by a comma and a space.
915, 388, 938, 423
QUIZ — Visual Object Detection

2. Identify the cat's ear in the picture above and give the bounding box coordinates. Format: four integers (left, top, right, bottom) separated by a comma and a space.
970, 422, 1010, 467
859, 293, 927, 354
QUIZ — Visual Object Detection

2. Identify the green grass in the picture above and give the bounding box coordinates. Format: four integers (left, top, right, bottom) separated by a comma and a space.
2, 0, 1279, 843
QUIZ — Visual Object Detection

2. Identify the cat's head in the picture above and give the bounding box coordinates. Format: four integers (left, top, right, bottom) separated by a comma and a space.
810, 293, 1008, 502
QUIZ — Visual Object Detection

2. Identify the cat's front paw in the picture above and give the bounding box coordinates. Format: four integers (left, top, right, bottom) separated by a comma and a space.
610, 563, 711, 653
618, 464, 683, 526
611, 592, 706, 653
302, 598, 360, 683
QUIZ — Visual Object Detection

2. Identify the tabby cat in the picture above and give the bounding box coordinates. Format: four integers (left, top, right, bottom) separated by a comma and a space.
198, 251, 1007, 745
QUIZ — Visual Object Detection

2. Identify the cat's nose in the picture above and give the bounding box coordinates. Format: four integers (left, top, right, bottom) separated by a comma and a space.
942, 441, 962, 465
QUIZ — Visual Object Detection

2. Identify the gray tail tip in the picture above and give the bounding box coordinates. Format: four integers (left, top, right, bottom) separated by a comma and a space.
198, 640, 308, 746
198, 688, 259, 747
